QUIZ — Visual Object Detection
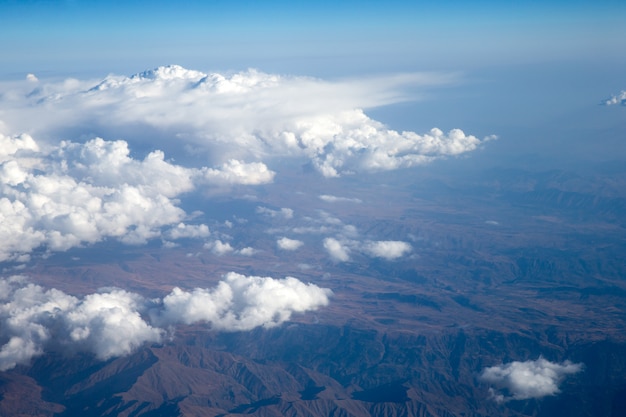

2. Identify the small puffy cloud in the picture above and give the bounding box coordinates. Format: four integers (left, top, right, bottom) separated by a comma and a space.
479, 357, 584, 402
0, 273, 332, 370
201, 159, 275, 185
157, 272, 332, 331
362, 240, 412, 260
205, 240, 234, 256
323, 237, 351, 262
277, 237, 304, 251
323, 237, 411, 262
26, 73, 39, 82
236, 247, 258, 256
319, 194, 362, 204
604, 91, 626, 106
165, 223, 210, 240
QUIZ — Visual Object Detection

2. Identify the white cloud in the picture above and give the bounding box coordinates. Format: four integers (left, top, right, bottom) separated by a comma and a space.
323, 236, 412, 262
205, 240, 234, 256
157, 272, 332, 331
604, 90, 626, 106
256, 206, 294, 219
63, 289, 163, 360
0, 276, 162, 371
323, 237, 351, 262
0, 273, 332, 370
165, 223, 210, 240
319, 194, 362, 204
0, 131, 278, 262
236, 247, 258, 256
362, 240, 412, 260
0, 135, 205, 261
26, 73, 39, 83
201, 159, 275, 185
479, 357, 584, 402
0, 65, 493, 178
277, 237, 304, 251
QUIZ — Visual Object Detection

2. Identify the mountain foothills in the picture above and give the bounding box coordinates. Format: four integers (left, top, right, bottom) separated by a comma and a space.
0, 66, 625, 416
0, 163, 624, 417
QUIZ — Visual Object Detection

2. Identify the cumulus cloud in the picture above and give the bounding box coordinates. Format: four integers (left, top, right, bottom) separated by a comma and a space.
277, 237, 304, 251
0, 276, 161, 371
236, 247, 258, 256
164, 223, 211, 240
0, 65, 493, 178
0, 134, 188, 260
323, 237, 351, 262
604, 91, 626, 106
0, 273, 331, 370
479, 357, 584, 402
362, 240, 412, 260
323, 237, 411, 262
157, 272, 332, 331
0, 132, 276, 262
200, 159, 275, 185
205, 240, 234, 256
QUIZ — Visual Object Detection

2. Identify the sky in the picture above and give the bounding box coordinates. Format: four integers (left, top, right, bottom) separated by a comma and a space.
2, 0, 626, 77
0, 0, 624, 388
1, 0, 624, 163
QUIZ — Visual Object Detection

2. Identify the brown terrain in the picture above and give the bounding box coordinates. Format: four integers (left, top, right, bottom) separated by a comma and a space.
1, 163, 626, 416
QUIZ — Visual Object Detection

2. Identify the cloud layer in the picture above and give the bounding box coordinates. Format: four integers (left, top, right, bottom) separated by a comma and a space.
479, 357, 584, 402
0, 274, 331, 371
2, 65, 494, 178
0, 133, 275, 262
0, 66, 493, 260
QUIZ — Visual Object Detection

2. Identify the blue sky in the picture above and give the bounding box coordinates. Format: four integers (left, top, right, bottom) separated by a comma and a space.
2, 0, 625, 77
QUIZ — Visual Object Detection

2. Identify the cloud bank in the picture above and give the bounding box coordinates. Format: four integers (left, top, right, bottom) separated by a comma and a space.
1, 65, 494, 178
479, 357, 584, 402
0, 274, 331, 371
0, 133, 274, 262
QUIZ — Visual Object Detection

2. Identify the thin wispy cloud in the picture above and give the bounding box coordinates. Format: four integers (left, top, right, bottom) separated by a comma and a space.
319, 194, 362, 203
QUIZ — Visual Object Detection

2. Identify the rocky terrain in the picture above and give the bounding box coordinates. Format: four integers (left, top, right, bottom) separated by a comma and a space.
1, 164, 626, 416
